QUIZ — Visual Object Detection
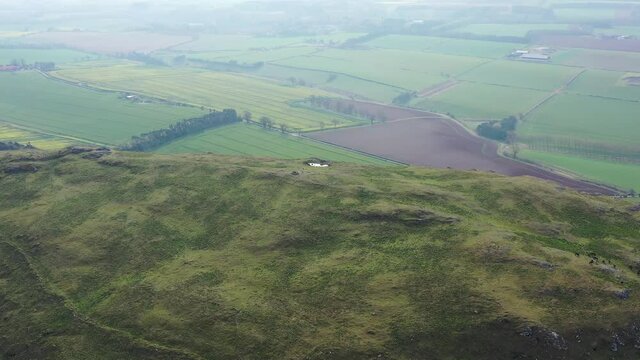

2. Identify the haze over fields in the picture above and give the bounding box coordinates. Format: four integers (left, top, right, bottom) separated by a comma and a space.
1, 0, 640, 359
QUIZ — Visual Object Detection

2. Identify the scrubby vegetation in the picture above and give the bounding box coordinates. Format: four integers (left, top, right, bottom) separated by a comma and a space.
1, 150, 639, 359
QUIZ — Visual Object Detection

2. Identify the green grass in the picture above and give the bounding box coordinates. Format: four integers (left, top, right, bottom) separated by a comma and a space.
53, 62, 363, 131
521, 149, 640, 191
173, 33, 365, 52
452, 24, 573, 37
551, 48, 640, 72
0, 71, 204, 145
411, 82, 550, 119
365, 35, 524, 58
156, 123, 390, 165
0, 151, 639, 358
521, 93, 640, 147
275, 48, 486, 90
554, 7, 618, 22
0, 123, 74, 149
0, 48, 99, 64
459, 60, 582, 91
567, 69, 640, 101
596, 26, 640, 37
187, 46, 320, 63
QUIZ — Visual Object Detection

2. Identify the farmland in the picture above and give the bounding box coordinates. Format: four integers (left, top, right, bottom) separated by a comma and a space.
365, 35, 522, 58
567, 69, 640, 100
521, 149, 640, 191
552, 48, 640, 72
451, 24, 572, 38
0, 48, 98, 64
52, 62, 365, 131
172, 33, 364, 52
156, 123, 390, 165
0, 123, 73, 149
0, 71, 204, 145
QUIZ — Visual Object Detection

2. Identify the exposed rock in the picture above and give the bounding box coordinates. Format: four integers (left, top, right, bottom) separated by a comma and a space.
615, 289, 631, 300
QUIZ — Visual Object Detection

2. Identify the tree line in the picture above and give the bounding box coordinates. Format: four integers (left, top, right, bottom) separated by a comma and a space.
303, 96, 388, 125
7, 59, 56, 71
0, 141, 35, 151
121, 109, 240, 151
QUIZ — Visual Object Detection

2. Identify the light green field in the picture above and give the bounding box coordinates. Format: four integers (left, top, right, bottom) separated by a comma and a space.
0, 71, 204, 145
0, 48, 99, 64
521, 149, 640, 191
275, 48, 486, 90
0, 123, 73, 149
452, 24, 572, 37
552, 48, 640, 72
568, 69, 640, 100
412, 82, 550, 119
255, 64, 403, 103
366, 35, 523, 58
521, 93, 640, 147
460, 60, 582, 91
53, 62, 363, 130
157, 123, 390, 165
188, 46, 319, 63
174, 33, 364, 52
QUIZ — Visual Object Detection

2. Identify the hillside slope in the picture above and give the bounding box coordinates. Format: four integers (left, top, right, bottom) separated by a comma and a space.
1, 149, 640, 359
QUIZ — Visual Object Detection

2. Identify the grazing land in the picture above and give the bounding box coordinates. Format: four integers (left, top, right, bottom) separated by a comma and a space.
53, 62, 363, 131
1, 151, 638, 358
459, 60, 582, 91
451, 23, 573, 37
0, 71, 204, 145
365, 35, 521, 58
186, 46, 319, 63
552, 48, 640, 72
521, 149, 640, 191
534, 35, 640, 53
156, 123, 390, 165
412, 82, 550, 120
567, 69, 640, 100
23, 31, 193, 54
0, 123, 73, 150
172, 33, 364, 52
520, 93, 640, 147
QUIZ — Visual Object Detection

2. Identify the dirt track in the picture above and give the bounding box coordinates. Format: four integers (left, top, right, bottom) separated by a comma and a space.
307, 100, 618, 195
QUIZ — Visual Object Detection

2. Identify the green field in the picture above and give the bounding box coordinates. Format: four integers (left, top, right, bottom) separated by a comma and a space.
460, 60, 582, 91
173, 33, 364, 52
53, 62, 363, 131
412, 82, 550, 119
0, 123, 74, 149
521, 149, 640, 191
366, 35, 523, 58
157, 123, 390, 165
596, 26, 640, 37
520, 93, 640, 147
275, 48, 486, 90
553, 7, 618, 22
567, 69, 640, 100
187, 46, 319, 63
552, 48, 640, 72
0, 48, 100, 64
452, 24, 572, 37
0, 71, 204, 145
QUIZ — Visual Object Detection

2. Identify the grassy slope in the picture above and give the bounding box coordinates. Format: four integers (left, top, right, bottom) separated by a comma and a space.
1, 151, 640, 359
156, 123, 390, 165
0, 71, 204, 145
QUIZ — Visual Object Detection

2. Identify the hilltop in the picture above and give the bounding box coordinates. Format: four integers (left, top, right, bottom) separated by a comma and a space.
1, 149, 639, 359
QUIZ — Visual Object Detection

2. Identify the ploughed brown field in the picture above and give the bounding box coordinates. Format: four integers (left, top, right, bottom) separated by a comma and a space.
307, 100, 618, 195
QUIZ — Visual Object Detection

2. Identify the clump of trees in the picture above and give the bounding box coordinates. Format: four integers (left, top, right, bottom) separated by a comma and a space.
392, 91, 416, 105
304, 96, 387, 124
122, 109, 240, 151
477, 115, 518, 142
0, 141, 35, 151
7, 59, 56, 71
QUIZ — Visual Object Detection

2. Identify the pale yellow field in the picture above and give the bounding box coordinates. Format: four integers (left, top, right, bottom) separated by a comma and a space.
0, 124, 73, 150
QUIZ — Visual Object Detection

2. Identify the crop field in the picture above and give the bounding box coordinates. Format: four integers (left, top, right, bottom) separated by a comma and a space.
53, 63, 363, 130
411, 82, 550, 120
521, 149, 640, 190
567, 69, 640, 100
0, 123, 73, 149
365, 35, 523, 58
596, 26, 640, 37
552, 48, 640, 72
188, 46, 319, 63
275, 48, 486, 90
520, 93, 640, 147
156, 123, 390, 165
23, 31, 192, 54
459, 60, 582, 91
535, 35, 640, 52
451, 24, 572, 37
0, 48, 99, 65
173, 33, 364, 52
0, 71, 204, 145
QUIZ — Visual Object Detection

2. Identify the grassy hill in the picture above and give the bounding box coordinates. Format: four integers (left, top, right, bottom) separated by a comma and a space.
1, 149, 640, 359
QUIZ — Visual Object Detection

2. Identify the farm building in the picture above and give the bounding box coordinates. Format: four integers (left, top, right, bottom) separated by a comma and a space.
520, 53, 550, 61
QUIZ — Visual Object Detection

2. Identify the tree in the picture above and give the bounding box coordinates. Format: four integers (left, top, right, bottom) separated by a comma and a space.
318, 121, 325, 129
243, 111, 252, 123
332, 119, 340, 128
279, 123, 288, 134
260, 116, 274, 129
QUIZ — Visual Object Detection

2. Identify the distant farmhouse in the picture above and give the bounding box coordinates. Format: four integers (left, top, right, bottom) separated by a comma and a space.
520, 53, 550, 61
